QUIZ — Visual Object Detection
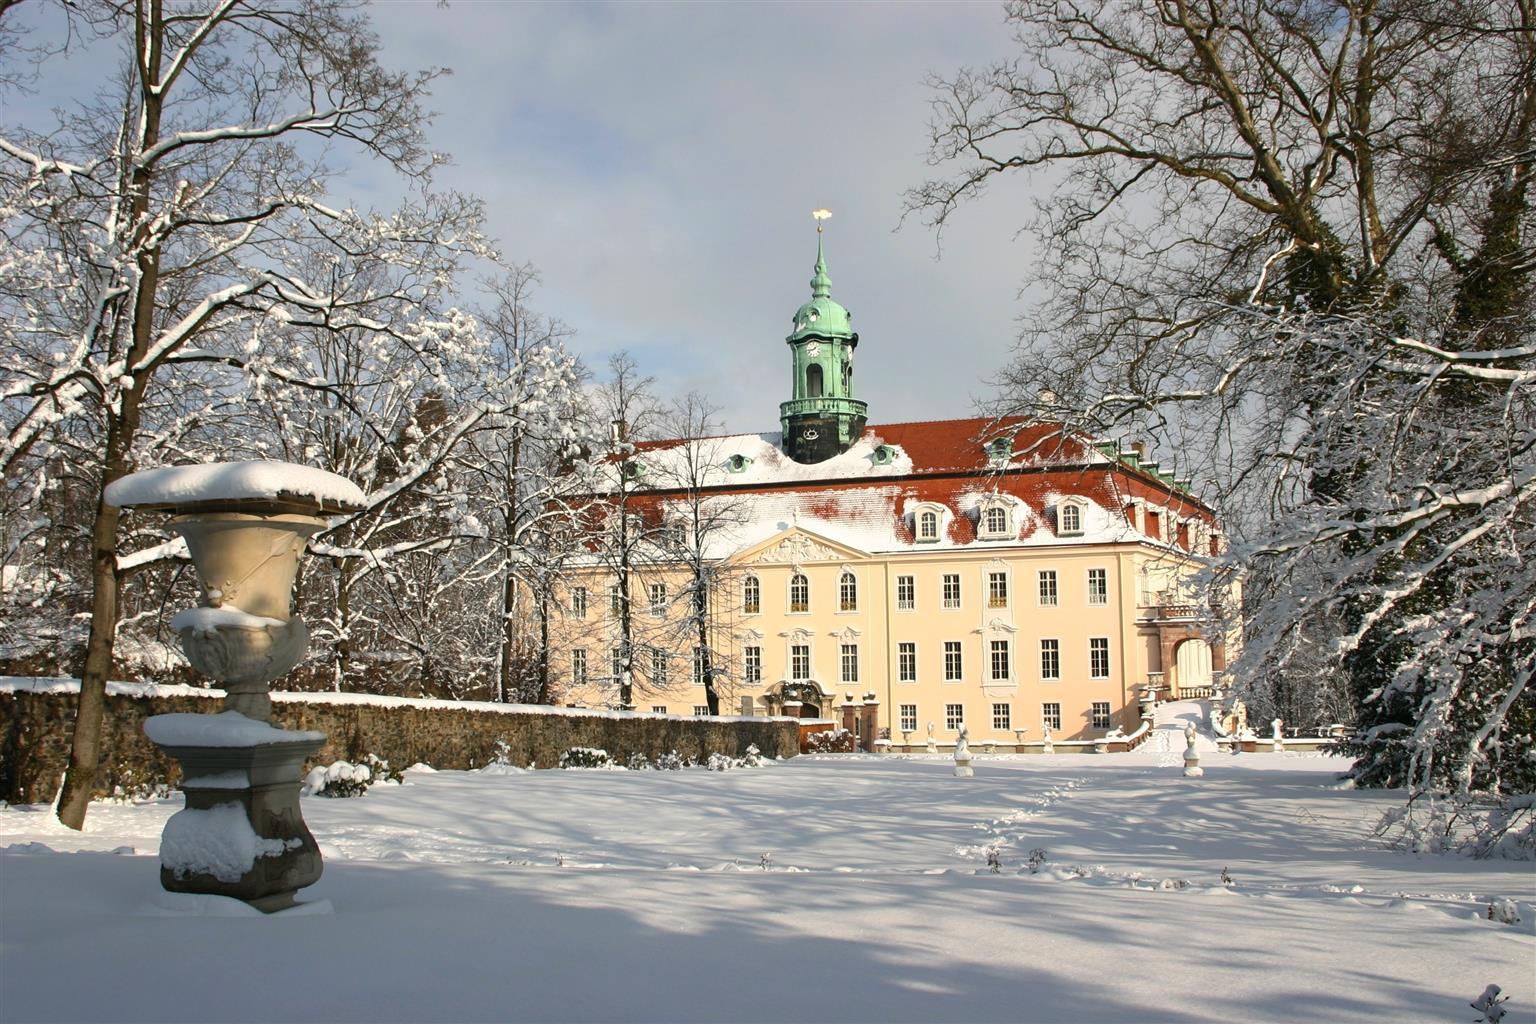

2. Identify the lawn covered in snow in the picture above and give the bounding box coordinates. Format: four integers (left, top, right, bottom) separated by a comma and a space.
2, 712, 1532, 1023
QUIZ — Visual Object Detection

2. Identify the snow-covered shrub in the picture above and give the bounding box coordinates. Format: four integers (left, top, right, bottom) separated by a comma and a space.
625, 751, 652, 771
705, 752, 734, 772
654, 750, 686, 770
364, 753, 403, 786
1027, 848, 1048, 873
740, 744, 763, 767
302, 760, 372, 798
806, 728, 854, 753
559, 747, 614, 769
1472, 985, 1509, 1023
1487, 898, 1521, 925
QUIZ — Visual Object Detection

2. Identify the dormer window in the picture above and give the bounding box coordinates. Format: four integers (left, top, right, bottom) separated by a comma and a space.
1059, 501, 1084, 537
872, 444, 895, 466
622, 460, 644, 481
726, 453, 752, 473
985, 437, 1011, 460
979, 503, 1011, 540
917, 509, 940, 543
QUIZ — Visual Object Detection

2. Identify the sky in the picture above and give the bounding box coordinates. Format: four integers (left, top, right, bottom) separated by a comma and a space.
361, 1, 1043, 434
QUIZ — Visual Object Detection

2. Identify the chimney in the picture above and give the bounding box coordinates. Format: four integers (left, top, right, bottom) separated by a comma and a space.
610, 419, 628, 444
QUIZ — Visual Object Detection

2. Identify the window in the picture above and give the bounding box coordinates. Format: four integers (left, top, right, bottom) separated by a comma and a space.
1089, 637, 1110, 679
1087, 568, 1109, 605
1091, 701, 1112, 729
571, 649, 588, 686
1042, 702, 1062, 731
989, 640, 1010, 681
609, 584, 623, 616
789, 573, 809, 613
987, 571, 1009, 608
743, 575, 761, 615
898, 642, 917, 682
839, 571, 858, 612
983, 505, 1009, 537
1038, 570, 1058, 607
651, 705, 667, 714
1060, 502, 1083, 535
918, 509, 940, 542
992, 703, 1011, 731
610, 647, 623, 683
1040, 639, 1061, 680
790, 644, 811, 679
945, 703, 964, 730
649, 582, 667, 616
651, 648, 668, 687
942, 573, 961, 609
693, 705, 710, 716
840, 644, 859, 684
900, 704, 918, 733
693, 646, 706, 685
744, 646, 762, 684
896, 575, 915, 611
570, 587, 588, 619
944, 641, 963, 681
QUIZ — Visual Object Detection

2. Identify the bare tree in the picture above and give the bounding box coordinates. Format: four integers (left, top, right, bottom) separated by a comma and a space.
910, 0, 1534, 847
0, 0, 488, 828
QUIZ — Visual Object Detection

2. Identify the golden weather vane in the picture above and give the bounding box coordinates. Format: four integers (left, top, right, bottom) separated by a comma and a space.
812, 208, 832, 232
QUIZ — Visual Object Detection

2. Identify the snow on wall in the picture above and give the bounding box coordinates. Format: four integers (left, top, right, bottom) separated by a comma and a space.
144, 710, 325, 747
104, 460, 366, 510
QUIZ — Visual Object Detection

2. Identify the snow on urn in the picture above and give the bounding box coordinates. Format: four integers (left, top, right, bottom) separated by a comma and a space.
1182, 722, 1204, 778
106, 461, 365, 912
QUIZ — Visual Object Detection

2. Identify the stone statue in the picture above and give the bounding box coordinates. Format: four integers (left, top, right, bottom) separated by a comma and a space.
925, 721, 937, 754
1041, 725, 1054, 754
953, 724, 973, 778
1271, 717, 1285, 752
1182, 721, 1203, 777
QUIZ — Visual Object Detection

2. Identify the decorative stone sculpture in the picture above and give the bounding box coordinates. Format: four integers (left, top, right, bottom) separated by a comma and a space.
106, 461, 364, 912
925, 721, 937, 754
1182, 722, 1204, 777
953, 724, 973, 778
1041, 726, 1054, 754
1271, 718, 1285, 752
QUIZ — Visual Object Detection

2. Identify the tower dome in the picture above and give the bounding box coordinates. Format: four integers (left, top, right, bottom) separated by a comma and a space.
779, 215, 868, 464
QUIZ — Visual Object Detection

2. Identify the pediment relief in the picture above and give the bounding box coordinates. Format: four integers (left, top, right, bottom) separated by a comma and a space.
742, 528, 867, 567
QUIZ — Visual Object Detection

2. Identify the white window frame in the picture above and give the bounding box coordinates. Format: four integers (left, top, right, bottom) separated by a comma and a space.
838, 570, 858, 613
693, 705, 710, 717
1059, 501, 1084, 537
744, 645, 762, 684
651, 648, 668, 687
570, 587, 588, 619
897, 642, 917, 683
917, 509, 940, 542
649, 581, 667, 616
899, 704, 918, 733
989, 639, 1011, 682
788, 572, 810, 614
571, 648, 588, 686
979, 503, 1011, 540
1091, 701, 1112, 729
840, 643, 859, 684
942, 573, 961, 609
896, 574, 915, 611
1038, 570, 1058, 607
1042, 702, 1062, 731
1087, 567, 1109, 606
945, 703, 964, 731
992, 702, 1011, 731
651, 705, 668, 714
987, 570, 1009, 609
790, 643, 812, 680
1040, 639, 1061, 681
743, 575, 761, 615
693, 646, 706, 685
1089, 637, 1111, 679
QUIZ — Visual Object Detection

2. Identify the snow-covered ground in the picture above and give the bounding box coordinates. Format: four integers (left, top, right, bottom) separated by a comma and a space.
2, 706, 1531, 1023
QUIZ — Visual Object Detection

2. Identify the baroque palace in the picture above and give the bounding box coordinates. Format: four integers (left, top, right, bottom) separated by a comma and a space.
556, 230, 1230, 750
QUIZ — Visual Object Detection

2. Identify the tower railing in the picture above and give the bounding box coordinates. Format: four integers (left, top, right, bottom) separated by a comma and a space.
780, 396, 868, 420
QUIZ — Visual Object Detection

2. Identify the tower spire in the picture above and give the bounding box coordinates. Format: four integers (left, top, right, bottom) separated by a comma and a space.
811, 209, 832, 298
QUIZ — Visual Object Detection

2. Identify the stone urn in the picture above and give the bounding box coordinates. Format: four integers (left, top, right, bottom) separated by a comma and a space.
106, 461, 365, 912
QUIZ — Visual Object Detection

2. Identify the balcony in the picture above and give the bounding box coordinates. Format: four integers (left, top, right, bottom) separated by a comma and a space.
779, 396, 868, 421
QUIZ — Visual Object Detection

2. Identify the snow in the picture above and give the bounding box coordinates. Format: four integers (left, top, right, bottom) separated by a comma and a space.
104, 460, 366, 511
1, 705, 1531, 1023
169, 605, 285, 632
158, 801, 299, 883
143, 710, 324, 748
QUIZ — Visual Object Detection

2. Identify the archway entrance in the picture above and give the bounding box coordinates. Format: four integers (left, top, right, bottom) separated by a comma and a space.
1174, 638, 1214, 698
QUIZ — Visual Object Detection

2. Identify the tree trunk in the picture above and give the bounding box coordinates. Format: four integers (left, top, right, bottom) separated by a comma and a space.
498, 571, 517, 702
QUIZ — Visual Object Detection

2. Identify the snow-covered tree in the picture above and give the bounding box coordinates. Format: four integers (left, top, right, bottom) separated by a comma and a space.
910, 0, 1534, 847
0, 0, 490, 828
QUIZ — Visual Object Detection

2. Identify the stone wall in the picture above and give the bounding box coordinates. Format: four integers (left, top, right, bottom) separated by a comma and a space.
0, 683, 800, 805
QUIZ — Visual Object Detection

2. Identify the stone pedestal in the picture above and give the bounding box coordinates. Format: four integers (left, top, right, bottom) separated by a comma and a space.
154, 734, 325, 912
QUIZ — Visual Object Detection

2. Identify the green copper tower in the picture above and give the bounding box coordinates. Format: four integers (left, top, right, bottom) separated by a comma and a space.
780, 212, 868, 463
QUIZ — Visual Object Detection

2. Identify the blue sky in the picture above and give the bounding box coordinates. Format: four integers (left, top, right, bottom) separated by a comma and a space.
366, 1, 1041, 432
6, 1, 1044, 435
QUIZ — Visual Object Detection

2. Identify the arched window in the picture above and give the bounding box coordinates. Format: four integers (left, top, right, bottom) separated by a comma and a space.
743, 575, 761, 615
806, 363, 823, 398
839, 571, 858, 612
1059, 502, 1083, 536
789, 573, 810, 613
918, 510, 939, 542
984, 506, 1009, 537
